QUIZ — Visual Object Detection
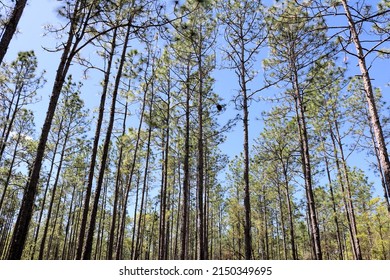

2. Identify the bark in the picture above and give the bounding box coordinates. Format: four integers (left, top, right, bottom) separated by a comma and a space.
7, 0, 90, 259
332, 118, 362, 260
366, 107, 390, 214
196, 39, 206, 261
130, 173, 141, 259
134, 70, 156, 260
61, 183, 76, 260
107, 102, 128, 260
0, 82, 21, 163
46, 182, 65, 259
180, 62, 191, 260
76, 26, 118, 260
82, 21, 131, 260
38, 124, 70, 259
118, 63, 152, 260
340, 0, 390, 202
159, 89, 170, 260
0, 127, 22, 213
321, 137, 344, 260
29, 122, 62, 259
276, 179, 288, 260
292, 72, 322, 260
240, 39, 253, 261
281, 162, 297, 260
0, 0, 28, 65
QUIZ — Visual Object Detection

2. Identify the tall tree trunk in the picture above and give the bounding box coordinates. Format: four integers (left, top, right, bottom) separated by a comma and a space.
329, 122, 360, 259
292, 74, 322, 259
0, 83, 22, 163
276, 179, 287, 259
130, 173, 141, 259
332, 118, 362, 260
117, 52, 151, 259
239, 40, 253, 260
107, 101, 128, 259
180, 62, 191, 260
0, 0, 28, 65
174, 154, 182, 259
366, 105, 390, 214
159, 89, 170, 260
29, 121, 62, 259
321, 137, 344, 260
340, 0, 390, 200
76, 26, 118, 260
38, 126, 70, 259
134, 76, 155, 260
196, 47, 206, 261
0, 127, 22, 213
82, 21, 131, 260
61, 183, 76, 260
281, 163, 298, 260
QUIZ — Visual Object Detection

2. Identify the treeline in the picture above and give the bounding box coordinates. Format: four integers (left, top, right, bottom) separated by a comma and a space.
0, 0, 390, 260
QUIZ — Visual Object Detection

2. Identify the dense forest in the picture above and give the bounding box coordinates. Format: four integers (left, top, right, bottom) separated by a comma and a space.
1, 0, 390, 260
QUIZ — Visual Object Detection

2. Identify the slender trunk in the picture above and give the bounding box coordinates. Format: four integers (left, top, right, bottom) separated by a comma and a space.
107, 102, 128, 259
46, 183, 65, 259
130, 173, 141, 259
76, 26, 118, 260
0, 86, 22, 163
159, 90, 170, 260
180, 63, 191, 260
82, 21, 131, 260
38, 125, 70, 259
117, 62, 150, 260
281, 163, 297, 260
329, 124, 358, 259
0, 129, 22, 213
94, 179, 108, 260
134, 83, 155, 260
29, 124, 62, 259
174, 155, 182, 259
276, 179, 288, 260
158, 133, 167, 259
239, 38, 252, 260
61, 183, 76, 260
333, 118, 362, 260
321, 137, 344, 260
292, 81, 322, 260
196, 48, 205, 261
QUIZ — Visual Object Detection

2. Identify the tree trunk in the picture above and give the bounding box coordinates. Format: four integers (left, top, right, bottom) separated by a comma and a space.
180, 62, 191, 260
332, 118, 362, 260
159, 89, 170, 260
281, 163, 298, 260
0, 0, 28, 65
38, 125, 70, 259
292, 75, 322, 260
82, 21, 131, 260
0, 127, 22, 213
7, 0, 87, 259
321, 137, 344, 260
134, 78, 155, 260
76, 26, 118, 260
107, 101, 128, 259
340, 0, 390, 201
